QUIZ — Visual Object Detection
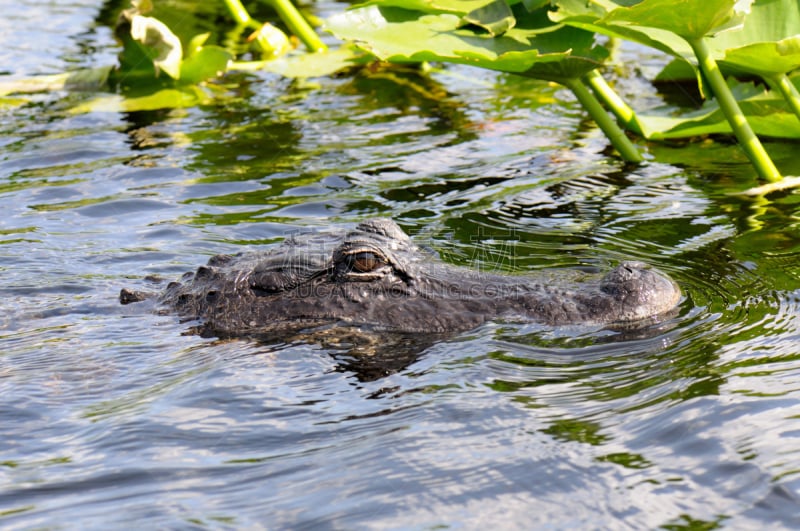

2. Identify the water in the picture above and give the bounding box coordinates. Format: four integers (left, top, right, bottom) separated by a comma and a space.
2, 2, 800, 529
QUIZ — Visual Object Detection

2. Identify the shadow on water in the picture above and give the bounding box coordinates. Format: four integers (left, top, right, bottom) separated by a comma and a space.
254, 329, 447, 384
233, 312, 681, 384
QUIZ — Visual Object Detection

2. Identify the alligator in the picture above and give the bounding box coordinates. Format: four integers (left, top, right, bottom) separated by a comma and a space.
120, 218, 681, 338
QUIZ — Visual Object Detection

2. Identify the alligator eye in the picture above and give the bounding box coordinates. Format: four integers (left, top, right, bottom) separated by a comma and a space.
349, 251, 385, 273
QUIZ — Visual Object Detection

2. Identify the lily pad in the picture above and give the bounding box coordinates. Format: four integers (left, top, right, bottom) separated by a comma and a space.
0, 67, 113, 97
180, 36, 232, 85
325, 5, 608, 83
551, 0, 750, 66
460, 0, 516, 36
550, 0, 695, 61
70, 86, 216, 113
714, 0, 800, 76
600, 0, 745, 40
651, 0, 800, 80
352, 0, 510, 15
125, 14, 183, 79
116, 8, 232, 88
636, 78, 800, 139
253, 45, 373, 78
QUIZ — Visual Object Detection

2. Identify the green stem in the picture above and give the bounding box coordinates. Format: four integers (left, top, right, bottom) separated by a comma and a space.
770, 73, 800, 124
584, 70, 642, 136
222, 0, 253, 26
563, 77, 643, 163
268, 0, 327, 52
688, 37, 781, 183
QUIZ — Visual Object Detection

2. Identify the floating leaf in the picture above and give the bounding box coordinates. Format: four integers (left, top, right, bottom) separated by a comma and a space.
713, 0, 800, 76
552, 0, 787, 181
649, 0, 800, 80
70, 86, 214, 113
460, 0, 516, 36
600, 0, 745, 40
636, 78, 800, 139
248, 22, 293, 57
0, 67, 113, 97
180, 45, 232, 84
353, 0, 506, 15
326, 5, 607, 82
250, 44, 372, 78
127, 14, 183, 79
326, 4, 641, 161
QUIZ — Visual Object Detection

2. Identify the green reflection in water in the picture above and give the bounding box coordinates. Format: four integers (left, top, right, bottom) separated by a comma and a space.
541, 418, 609, 446
596, 452, 652, 470
661, 513, 729, 530
81, 365, 210, 422
0, 505, 36, 518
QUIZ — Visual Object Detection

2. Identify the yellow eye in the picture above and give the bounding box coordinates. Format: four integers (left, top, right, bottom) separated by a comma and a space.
350, 251, 384, 272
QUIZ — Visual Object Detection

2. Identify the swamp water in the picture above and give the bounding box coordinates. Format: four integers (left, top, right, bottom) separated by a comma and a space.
2, 2, 800, 529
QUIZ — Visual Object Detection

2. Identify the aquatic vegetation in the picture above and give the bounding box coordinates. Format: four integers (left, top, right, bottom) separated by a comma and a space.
326, 2, 642, 163
328, 0, 800, 187
2, 0, 800, 189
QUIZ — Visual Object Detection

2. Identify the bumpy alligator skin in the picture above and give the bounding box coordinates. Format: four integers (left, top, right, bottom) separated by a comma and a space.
120, 219, 681, 337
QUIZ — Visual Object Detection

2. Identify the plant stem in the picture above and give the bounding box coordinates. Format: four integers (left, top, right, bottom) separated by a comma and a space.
268, 0, 327, 52
222, 0, 254, 26
770, 73, 800, 123
689, 37, 782, 183
584, 70, 643, 136
563, 77, 643, 163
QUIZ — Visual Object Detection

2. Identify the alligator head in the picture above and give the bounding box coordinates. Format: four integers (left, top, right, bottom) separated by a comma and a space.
120, 218, 681, 338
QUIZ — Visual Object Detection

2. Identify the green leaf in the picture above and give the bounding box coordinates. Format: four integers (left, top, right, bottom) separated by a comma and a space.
70, 86, 213, 113
551, 0, 753, 63
180, 45, 232, 84
247, 44, 372, 78
722, 41, 800, 77
127, 14, 183, 79
636, 78, 800, 139
712, 0, 800, 76
644, 1, 800, 79
186, 32, 212, 54
352, 0, 504, 15
600, 0, 743, 40
461, 0, 516, 36
249, 22, 293, 57
550, 0, 695, 61
325, 5, 607, 82
326, 3, 640, 160
653, 58, 696, 82
0, 67, 113, 97
115, 5, 184, 85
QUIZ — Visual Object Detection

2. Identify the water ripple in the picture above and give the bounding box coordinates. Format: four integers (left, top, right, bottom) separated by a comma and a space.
2, 7, 800, 528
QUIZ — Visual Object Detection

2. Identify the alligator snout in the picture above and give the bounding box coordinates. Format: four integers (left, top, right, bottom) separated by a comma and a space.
600, 261, 681, 322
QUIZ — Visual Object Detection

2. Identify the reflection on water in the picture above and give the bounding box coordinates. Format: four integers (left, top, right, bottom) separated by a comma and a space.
2, 2, 800, 529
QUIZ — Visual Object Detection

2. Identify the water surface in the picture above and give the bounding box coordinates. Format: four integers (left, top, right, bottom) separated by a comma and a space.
2, 2, 800, 529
